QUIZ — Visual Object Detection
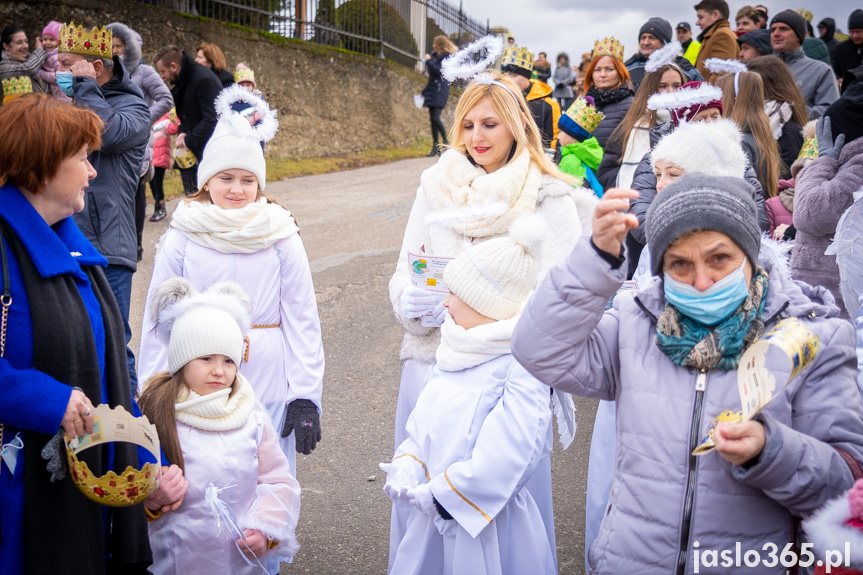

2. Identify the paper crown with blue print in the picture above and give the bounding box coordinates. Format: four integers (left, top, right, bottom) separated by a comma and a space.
2, 76, 32, 102
501, 45, 534, 72
593, 37, 624, 62
558, 96, 604, 140
59, 22, 112, 59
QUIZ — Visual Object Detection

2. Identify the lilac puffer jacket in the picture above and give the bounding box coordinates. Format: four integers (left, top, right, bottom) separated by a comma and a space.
512, 237, 863, 575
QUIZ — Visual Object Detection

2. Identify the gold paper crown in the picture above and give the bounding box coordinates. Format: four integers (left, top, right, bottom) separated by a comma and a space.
501, 45, 534, 71
2, 76, 32, 99
66, 404, 161, 507
796, 9, 813, 22
59, 22, 112, 59
593, 37, 624, 62
173, 147, 198, 168
566, 98, 605, 134
235, 66, 255, 85
798, 137, 818, 160
835, 31, 849, 42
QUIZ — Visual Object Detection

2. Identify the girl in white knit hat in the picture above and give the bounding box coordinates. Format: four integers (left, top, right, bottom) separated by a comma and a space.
139, 278, 301, 575
380, 217, 557, 575
137, 85, 324, 475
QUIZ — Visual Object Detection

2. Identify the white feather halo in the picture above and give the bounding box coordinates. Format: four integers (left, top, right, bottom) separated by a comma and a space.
441, 35, 504, 83
704, 57, 748, 76
645, 41, 683, 74
647, 82, 723, 111
214, 84, 279, 143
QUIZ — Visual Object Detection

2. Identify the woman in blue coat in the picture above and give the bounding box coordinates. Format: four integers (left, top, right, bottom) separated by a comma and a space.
422, 36, 457, 156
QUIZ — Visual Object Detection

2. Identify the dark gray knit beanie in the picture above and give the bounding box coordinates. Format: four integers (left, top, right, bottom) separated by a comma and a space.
646, 173, 760, 276
640, 17, 673, 45
770, 9, 806, 44
849, 9, 863, 31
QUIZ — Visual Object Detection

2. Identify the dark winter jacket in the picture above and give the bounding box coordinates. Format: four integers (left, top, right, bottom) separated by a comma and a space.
421, 52, 450, 109
624, 52, 700, 93
777, 118, 804, 173
818, 18, 841, 61
833, 40, 863, 88
524, 80, 559, 149
589, 89, 634, 150
629, 123, 769, 246
776, 48, 839, 120
214, 67, 235, 88
70, 56, 150, 271
172, 51, 222, 161
791, 136, 863, 318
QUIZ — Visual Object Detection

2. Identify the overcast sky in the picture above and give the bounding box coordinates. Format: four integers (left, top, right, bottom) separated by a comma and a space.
461, 0, 860, 65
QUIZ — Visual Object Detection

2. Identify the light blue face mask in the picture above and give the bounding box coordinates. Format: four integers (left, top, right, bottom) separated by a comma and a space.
663, 258, 749, 326
56, 71, 74, 97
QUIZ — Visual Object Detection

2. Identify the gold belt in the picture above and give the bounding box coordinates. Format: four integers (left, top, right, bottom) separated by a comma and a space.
243, 323, 281, 362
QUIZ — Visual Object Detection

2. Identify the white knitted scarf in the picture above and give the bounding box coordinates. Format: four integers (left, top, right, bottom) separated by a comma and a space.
171, 197, 299, 254
435, 314, 520, 371
175, 373, 256, 431
421, 148, 542, 238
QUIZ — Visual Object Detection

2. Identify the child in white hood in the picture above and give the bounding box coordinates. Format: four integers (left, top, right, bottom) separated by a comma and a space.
380, 218, 558, 575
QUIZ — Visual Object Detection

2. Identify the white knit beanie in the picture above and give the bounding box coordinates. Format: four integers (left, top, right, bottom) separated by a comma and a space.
650, 118, 747, 178
149, 278, 253, 374
443, 216, 544, 320
197, 84, 279, 192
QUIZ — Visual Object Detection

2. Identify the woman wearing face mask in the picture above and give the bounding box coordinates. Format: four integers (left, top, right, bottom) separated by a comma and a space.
388, 69, 596, 573
583, 38, 634, 149
0, 26, 47, 98
512, 175, 863, 575
598, 42, 687, 191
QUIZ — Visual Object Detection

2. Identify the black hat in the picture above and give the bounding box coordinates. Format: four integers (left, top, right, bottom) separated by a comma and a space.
640, 17, 673, 45
737, 29, 772, 55
850, 9, 863, 31
825, 81, 863, 144
771, 9, 806, 44
676, 22, 692, 32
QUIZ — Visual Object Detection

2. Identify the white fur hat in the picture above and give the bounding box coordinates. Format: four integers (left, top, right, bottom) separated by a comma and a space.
650, 118, 747, 178
149, 278, 253, 374
197, 84, 278, 192
443, 215, 544, 320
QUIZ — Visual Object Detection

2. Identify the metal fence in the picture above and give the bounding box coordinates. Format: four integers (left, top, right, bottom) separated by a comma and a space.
149, 0, 488, 69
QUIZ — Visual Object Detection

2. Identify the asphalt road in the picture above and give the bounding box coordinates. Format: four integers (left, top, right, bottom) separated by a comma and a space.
130, 157, 597, 574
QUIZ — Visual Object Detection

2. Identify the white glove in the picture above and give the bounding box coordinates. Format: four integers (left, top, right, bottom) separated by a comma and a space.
400, 284, 445, 320
379, 461, 417, 506
423, 300, 447, 328
408, 483, 437, 517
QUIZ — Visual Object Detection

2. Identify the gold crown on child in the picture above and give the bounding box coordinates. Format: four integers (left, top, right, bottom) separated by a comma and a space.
2, 76, 32, 98
502, 45, 534, 70
66, 404, 162, 507
567, 98, 605, 134
59, 22, 112, 59
593, 37, 624, 62
796, 9, 813, 22
235, 67, 255, 84
798, 137, 818, 160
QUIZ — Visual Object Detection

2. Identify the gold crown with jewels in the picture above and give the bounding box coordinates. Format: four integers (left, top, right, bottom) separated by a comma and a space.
59, 22, 112, 59
2, 76, 32, 100
235, 66, 255, 85
501, 45, 534, 71
796, 9, 813, 22
566, 97, 605, 134
593, 37, 624, 62
798, 137, 818, 160
66, 404, 162, 507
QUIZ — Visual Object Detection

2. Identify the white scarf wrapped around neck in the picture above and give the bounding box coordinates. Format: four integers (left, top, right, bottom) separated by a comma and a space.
171, 197, 299, 254
175, 373, 256, 431
421, 148, 542, 238
435, 314, 520, 371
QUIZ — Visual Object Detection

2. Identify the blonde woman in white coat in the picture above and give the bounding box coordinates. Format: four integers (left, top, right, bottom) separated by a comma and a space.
388, 70, 596, 571
139, 86, 324, 474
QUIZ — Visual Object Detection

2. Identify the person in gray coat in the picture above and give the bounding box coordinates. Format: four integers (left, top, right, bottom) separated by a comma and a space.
551, 52, 575, 112
58, 33, 150, 394
512, 175, 863, 575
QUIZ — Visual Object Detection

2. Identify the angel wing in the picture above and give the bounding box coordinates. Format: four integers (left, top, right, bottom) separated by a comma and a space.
826, 187, 863, 317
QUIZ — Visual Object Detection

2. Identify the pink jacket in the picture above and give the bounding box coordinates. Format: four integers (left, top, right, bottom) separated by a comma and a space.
152, 110, 179, 169
765, 179, 795, 235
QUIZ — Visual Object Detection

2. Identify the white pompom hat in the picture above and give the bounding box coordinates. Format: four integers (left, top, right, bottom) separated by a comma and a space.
650, 118, 748, 178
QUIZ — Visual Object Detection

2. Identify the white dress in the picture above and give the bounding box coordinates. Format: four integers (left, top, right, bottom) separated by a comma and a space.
138, 207, 324, 473
148, 401, 301, 574
387, 343, 555, 575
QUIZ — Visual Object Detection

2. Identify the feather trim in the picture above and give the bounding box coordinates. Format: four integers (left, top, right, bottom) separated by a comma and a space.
647, 83, 723, 111
441, 35, 503, 83
213, 84, 279, 143
645, 41, 683, 74
424, 202, 509, 227
704, 58, 748, 75
803, 495, 863, 569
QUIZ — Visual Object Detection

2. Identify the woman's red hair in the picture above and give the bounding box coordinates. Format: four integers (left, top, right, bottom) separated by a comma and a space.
583, 54, 631, 93
0, 94, 102, 194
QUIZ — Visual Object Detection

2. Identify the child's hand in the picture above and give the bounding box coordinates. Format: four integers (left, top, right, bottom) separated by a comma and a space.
238, 529, 267, 559
714, 420, 766, 467
145, 464, 189, 513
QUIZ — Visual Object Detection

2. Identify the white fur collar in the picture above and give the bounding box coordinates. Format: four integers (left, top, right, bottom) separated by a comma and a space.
175, 373, 256, 431
803, 494, 863, 570
435, 314, 520, 371
421, 149, 542, 238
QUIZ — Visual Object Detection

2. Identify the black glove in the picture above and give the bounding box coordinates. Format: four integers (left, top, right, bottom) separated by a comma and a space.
281, 399, 321, 454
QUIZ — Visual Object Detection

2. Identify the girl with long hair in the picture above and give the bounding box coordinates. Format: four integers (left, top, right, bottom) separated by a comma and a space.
717, 71, 780, 198
422, 35, 457, 156
746, 55, 809, 171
